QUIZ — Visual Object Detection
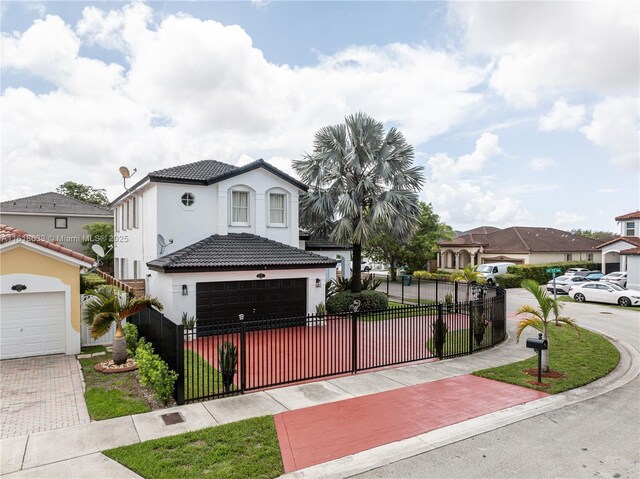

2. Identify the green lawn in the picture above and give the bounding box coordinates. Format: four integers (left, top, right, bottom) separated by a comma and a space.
184, 349, 226, 400
78, 346, 150, 420
474, 325, 620, 394
104, 416, 283, 479
426, 327, 493, 356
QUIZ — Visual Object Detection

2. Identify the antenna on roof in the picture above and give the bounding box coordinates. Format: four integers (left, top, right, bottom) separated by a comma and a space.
119, 165, 138, 192
157, 234, 173, 254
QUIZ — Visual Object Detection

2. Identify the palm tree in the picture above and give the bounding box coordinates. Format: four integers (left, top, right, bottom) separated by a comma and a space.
452, 264, 485, 283
83, 285, 163, 365
293, 112, 425, 292
515, 279, 579, 372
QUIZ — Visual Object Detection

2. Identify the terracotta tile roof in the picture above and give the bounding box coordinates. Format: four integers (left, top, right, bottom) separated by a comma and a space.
147, 233, 337, 272
620, 247, 640, 255
0, 224, 95, 265
460, 226, 501, 235
1, 192, 112, 216
597, 236, 640, 248
439, 227, 601, 252
615, 211, 640, 221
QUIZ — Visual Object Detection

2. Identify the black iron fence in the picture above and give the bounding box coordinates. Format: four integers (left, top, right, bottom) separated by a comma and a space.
380, 275, 497, 305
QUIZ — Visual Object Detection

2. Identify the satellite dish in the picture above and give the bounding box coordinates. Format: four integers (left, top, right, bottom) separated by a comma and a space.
157, 234, 167, 247
119, 166, 132, 179
92, 244, 106, 258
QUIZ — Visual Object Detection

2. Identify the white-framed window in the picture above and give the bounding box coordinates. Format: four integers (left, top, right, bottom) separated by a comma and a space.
269, 192, 287, 226
126, 200, 132, 229
121, 204, 126, 230
133, 260, 140, 279
54, 217, 67, 229
587, 253, 594, 261
626, 221, 635, 236
120, 258, 126, 279
115, 208, 119, 232
566, 253, 573, 261
181, 192, 195, 206
231, 190, 250, 225
132, 197, 138, 228
114, 257, 119, 277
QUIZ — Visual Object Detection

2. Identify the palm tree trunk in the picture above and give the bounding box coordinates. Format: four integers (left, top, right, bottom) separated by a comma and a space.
390, 258, 397, 282
542, 324, 550, 372
352, 243, 362, 293
112, 320, 127, 365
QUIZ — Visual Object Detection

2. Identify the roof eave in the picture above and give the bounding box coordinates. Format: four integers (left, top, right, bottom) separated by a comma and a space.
147, 262, 336, 273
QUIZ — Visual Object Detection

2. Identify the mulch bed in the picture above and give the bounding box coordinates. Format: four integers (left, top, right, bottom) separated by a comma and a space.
95, 358, 138, 374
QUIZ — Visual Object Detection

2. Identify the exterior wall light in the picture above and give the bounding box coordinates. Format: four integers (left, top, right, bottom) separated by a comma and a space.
316, 278, 322, 288
182, 284, 188, 296
257, 273, 266, 279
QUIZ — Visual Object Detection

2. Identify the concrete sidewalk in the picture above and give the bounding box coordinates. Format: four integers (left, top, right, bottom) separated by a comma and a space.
2, 316, 638, 479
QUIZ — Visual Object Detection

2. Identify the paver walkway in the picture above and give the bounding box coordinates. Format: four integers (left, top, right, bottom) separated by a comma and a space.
274, 374, 549, 472
0, 355, 90, 439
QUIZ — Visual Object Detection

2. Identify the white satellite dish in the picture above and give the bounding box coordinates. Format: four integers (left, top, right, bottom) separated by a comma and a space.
119, 166, 132, 179
157, 234, 173, 254
92, 244, 106, 258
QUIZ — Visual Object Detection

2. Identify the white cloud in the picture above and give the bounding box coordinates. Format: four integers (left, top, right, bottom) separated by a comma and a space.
538, 100, 586, 131
529, 157, 557, 171
1, 4, 487, 201
424, 133, 530, 226
451, 2, 639, 107
597, 188, 624, 194
581, 96, 640, 169
555, 211, 586, 226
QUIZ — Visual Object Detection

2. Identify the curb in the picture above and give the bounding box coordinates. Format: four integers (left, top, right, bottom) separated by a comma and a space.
279, 335, 639, 479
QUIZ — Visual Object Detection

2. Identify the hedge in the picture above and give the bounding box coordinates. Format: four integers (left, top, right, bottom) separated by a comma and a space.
506, 261, 598, 284
80, 273, 107, 293
495, 273, 522, 289
326, 290, 388, 313
412, 271, 454, 281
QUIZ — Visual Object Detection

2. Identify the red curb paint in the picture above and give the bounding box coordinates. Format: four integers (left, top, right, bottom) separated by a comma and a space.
274, 375, 548, 472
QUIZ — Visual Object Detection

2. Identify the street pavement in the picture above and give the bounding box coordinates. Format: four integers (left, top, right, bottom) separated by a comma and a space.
351, 288, 640, 479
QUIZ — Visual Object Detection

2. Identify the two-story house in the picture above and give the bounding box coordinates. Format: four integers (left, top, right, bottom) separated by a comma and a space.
111, 159, 337, 327
598, 211, 640, 284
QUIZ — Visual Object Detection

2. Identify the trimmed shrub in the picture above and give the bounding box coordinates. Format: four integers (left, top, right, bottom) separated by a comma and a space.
326, 290, 388, 313
495, 273, 522, 289
124, 323, 138, 355
80, 273, 107, 293
412, 271, 454, 281
135, 340, 178, 403
506, 261, 598, 284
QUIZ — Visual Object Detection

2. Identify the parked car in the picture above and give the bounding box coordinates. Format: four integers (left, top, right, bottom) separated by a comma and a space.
476, 262, 514, 285
564, 267, 590, 276
601, 271, 628, 288
584, 271, 605, 281
546, 275, 590, 294
361, 260, 372, 272
569, 282, 640, 307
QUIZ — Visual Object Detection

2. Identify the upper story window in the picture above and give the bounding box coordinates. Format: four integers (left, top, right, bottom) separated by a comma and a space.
121, 204, 126, 230
566, 253, 573, 261
114, 208, 119, 232
626, 221, 635, 236
181, 193, 195, 207
54, 217, 67, 229
231, 190, 250, 225
269, 192, 287, 226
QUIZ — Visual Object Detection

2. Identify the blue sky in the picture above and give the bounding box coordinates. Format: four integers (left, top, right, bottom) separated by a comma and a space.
1, 1, 638, 232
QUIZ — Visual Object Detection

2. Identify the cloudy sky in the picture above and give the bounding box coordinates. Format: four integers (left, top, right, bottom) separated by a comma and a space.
1, 1, 638, 232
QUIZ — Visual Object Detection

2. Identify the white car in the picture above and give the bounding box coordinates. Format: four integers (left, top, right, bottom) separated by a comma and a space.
601, 271, 628, 288
564, 267, 590, 276
546, 275, 590, 294
569, 282, 640, 307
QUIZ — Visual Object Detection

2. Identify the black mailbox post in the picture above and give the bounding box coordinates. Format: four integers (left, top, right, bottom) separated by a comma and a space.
526, 333, 548, 383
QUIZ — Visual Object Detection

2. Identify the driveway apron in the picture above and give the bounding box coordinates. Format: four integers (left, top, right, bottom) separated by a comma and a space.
0, 355, 90, 439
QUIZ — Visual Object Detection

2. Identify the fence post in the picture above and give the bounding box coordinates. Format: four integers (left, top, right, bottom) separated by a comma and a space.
435, 279, 439, 302
454, 281, 459, 313
417, 277, 421, 305
436, 303, 444, 360
469, 301, 474, 354
386, 275, 389, 297
175, 323, 185, 405
401, 277, 405, 304
239, 314, 246, 393
351, 311, 358, 373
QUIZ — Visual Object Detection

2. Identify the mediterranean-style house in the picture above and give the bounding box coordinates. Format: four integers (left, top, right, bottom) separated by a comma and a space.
111, 159, 340, 326
597, 211, 640, 287
0, 192, 113, 254
436, 226, 602, 270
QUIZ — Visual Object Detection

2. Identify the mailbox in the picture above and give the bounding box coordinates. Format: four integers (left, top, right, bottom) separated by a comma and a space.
526, 337, 548, 351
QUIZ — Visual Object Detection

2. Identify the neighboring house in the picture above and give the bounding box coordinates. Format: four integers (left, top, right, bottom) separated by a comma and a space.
597, 210, 640, 275
112, 159, 337, 326
619, 248, 640, 290
0, 192, 113, 254
302, 236, 353, 281
0, 224, 94, 359
437, 226, 602, 270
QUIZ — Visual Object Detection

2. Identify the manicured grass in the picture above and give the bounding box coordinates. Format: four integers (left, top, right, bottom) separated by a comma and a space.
104, 415, 283, 479
184, 349, 225, 400
79, 347, 151, 419
426, 327, 493, 355
359, 301, 438, 321
81, 345, 108, 354
474, 325, 620, 394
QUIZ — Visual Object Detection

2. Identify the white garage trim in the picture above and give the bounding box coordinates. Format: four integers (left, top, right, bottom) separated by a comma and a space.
1, 273, 79, 357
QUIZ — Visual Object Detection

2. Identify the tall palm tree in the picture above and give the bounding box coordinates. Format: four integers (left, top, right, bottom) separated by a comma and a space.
515, 279, 579, 372
293, 112, 425, 292
83, 285, 163, 365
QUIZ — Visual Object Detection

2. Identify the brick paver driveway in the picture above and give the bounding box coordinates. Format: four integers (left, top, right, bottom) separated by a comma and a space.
0, 355, 90, 438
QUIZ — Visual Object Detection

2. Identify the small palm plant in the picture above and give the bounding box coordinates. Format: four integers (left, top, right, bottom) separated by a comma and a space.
452, 264, 486, 284
218, 341, 238, 393
515, 279, 579, 372
83, 285, 163, 365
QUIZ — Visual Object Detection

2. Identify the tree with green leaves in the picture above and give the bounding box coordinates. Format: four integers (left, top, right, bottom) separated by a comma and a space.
82, 222, 114, 267
294, 112, 425, 292
57, 181, 109, 205
402, 202, 454, 272
83, 285, 163, 365
515, 279, 579, 372
364, 231, 406, 281
570, 229, 616, 240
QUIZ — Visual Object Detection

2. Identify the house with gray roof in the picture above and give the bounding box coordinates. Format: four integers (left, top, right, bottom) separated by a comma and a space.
0, 192, 112, 254
112, 158, 338, 327
437, 226, 602, 270
597, 210, 640, 284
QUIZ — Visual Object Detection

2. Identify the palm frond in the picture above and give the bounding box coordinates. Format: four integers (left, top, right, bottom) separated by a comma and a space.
514, 318, 543, 341
120, 296, 164, 319
91, 312, 117, 339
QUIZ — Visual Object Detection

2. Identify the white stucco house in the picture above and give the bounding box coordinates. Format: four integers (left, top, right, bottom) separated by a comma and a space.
598, 211, 640, 287
111, 159, 339, 327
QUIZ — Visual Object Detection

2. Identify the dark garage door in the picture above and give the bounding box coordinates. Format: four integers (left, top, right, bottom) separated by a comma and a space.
196, 278, 307, 335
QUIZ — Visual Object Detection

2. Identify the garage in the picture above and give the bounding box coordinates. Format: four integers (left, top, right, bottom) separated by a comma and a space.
1, 292, 66, 360
196, 278, 307, 334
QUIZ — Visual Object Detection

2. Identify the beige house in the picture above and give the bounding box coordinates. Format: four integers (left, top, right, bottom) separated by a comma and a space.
598, 210, 640, 276
437, 226, 602, 270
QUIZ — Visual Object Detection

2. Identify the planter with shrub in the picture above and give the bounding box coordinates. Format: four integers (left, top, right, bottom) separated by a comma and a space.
326, 290, 388, 313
